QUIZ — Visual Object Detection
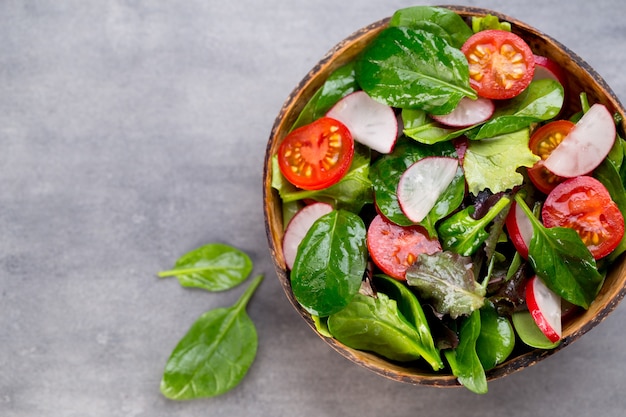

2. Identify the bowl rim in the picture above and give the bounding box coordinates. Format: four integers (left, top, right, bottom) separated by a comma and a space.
263, 5, 626, 387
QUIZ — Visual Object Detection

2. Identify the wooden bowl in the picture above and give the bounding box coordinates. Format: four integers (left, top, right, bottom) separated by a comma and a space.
263, 6, 626, 387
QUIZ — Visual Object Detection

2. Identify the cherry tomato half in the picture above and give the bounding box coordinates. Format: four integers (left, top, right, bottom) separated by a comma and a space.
278, 117, 354, 191
367, 214, 442, 280
527, 120, 575, 194
461, 30, 535, 100
542, 176, 625, 259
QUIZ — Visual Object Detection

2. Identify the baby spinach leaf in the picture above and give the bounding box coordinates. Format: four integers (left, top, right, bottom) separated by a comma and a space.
291, 62, 358, 130
467, 79, 564, 140
160, 274, 263, 400
402, 108, 474, 145
462, 129, 539, 195
370, 138, 460, 232
437, 195, 511, 257
475, 302, 515, 370
389, 5, 473, 48
514, 194, 603, 308
356, 26, 476, 115
374, 275, 443, 370
278, 145, 373, 213
158, 243, 253, 292
595, 159, 626, 261
328, 292, 435, 363
406, 251, 485, 319
291, 210, 367, 317
444, 310, 488, 394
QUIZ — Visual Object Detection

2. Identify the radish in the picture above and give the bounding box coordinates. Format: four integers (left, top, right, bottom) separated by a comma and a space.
543, 103, 616, 177
526, 275, 562, 343
533, 54, 567, 87
397, 157, 459, 223
430, 97, 494, 128
326, 90, 398, 154
505, 200, 534, 259
282, 202, 333, 270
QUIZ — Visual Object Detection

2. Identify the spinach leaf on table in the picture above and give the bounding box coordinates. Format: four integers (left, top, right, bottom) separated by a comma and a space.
291, 209, 368, 317
160, 274, 264, 400
158, 243, 253, 292
356, 26, 476, 115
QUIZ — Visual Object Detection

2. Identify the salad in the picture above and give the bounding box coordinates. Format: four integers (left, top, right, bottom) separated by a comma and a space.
270, 6, 626, 393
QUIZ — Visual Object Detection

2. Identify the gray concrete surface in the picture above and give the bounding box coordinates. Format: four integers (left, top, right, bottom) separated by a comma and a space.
2, 1, 626, 416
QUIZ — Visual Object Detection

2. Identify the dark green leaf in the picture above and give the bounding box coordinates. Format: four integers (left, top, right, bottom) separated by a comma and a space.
444, 310, 488, 394
475, 303, 515, 370
389, 5, 473, 48
160, 275, 263, 400
406, 252, 485, 319
594, 159, 626, 261
328, 293, 435, 363
356, 26, 476, 115
291, 210, 367, 316
158, 243, 252, 292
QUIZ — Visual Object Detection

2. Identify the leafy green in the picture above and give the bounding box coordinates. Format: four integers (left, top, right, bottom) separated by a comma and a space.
290, 62, 358, 130
475, 302, 515, 370
157, 243, 253, 292
511, 310, 560, 349
514, 194, 603, 308
444, 310, 488, 394
356, 26, 476, 115
327, 292, 437, 364
406, 251, 485, 319
467, 79, 564, 140
374, 275, 443, 370
291, 210, 367, 316
276, 145, 373, 213
388, 5, 474, 48
462, 128, 539, 195
402, 108, 473, 144
160, 274, 263, 400
595, 159, 626, 261
369, 138, 462, 235
437, 195, 511, 257
471, 14, 511, 32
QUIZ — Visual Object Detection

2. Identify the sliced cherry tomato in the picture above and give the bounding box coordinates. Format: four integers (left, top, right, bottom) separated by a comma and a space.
277, 117, 354, 190
527, 120, 575, 194
367, 214, 442, 280
542, 176, 625, 259
461, 30, 535, 100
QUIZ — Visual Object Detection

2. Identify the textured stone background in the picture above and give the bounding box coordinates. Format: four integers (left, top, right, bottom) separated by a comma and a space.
1, 1, 625, 416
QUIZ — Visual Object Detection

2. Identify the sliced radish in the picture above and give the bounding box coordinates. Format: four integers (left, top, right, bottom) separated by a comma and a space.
397, 157, 459, 223
326, 90, 398, 154
526, 275, 562, 343
430, 97, 494, 128
282, 202, 333, 270
543, 103, 616, 177
505, 200, 534, 259
533, 54, 567, 87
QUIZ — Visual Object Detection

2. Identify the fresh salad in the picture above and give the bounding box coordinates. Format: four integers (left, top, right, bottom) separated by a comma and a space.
270, 6, 626, 393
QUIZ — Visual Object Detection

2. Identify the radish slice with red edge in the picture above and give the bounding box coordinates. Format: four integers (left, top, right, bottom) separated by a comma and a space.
282, 202, 333, 270
397, 157, 459, 223
543, 103, 616, 178
326, 90, 398, 154
526, 275, 562, 343
533, 54, 567, 87
505, 199, 533, 259
430, 97, 494, 128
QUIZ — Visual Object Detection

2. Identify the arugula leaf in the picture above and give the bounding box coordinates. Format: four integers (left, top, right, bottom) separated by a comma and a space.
467, 79, 564, 140
328, 292, 440, 364
290, 62, 358, 131
158, 243, 252, 292
514, 194, 603, 308
462, 128, 539, 195
444, 310, 488, 394
291, 210, 367, 317
406, 251, 486, 319
160, 275, 263, 400
356, 26, 476, 115
437, 195, 511, 257
389, 5, 474, 48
